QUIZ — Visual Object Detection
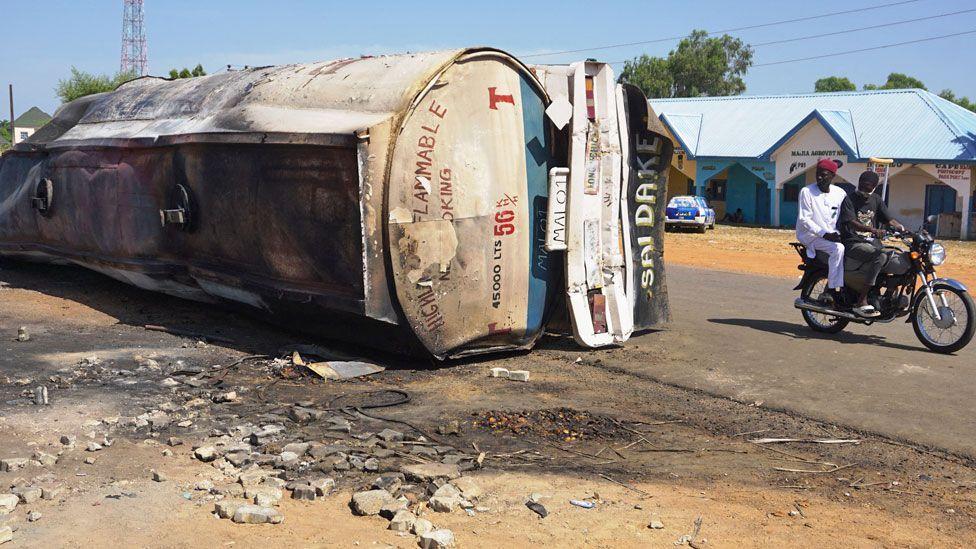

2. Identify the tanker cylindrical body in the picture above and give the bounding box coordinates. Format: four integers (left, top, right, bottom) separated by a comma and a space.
0, 48, 672, 358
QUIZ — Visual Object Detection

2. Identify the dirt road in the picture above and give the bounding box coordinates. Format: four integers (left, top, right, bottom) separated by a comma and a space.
627, 265, 976, 458
1, 259, 975, 547
658, 225, 976, 458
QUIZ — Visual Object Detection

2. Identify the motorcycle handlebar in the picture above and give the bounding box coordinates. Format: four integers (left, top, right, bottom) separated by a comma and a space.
882, 228, 911, 239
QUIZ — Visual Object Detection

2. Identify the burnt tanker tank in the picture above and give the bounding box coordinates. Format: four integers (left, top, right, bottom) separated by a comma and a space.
0, 48, 672, 358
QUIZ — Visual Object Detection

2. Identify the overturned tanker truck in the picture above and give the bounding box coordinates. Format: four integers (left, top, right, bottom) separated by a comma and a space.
0, 48, 673, 359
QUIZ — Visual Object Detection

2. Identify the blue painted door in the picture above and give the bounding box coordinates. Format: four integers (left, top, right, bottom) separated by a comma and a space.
755, 181, 770, 225
925, 185, 957, 218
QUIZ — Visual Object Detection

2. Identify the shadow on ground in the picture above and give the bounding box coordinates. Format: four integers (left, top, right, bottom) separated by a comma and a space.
707, 317, 925, 353
0, 258, 427, 369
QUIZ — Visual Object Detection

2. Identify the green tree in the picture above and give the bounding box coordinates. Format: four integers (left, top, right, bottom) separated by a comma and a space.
618, 30, 753, 98
619, 55, 673, 99
668, 30, 753, 97
814, 76, 856, 93
938, 89, 976, 113
0, 120, 10, 143
169, 65, 207, 79
55, 67, 137, 103
863, 72, 927, 91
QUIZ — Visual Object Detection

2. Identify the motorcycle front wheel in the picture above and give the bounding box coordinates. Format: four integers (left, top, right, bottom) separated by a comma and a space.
912, 284, 975, 354
801, 274, 850, 334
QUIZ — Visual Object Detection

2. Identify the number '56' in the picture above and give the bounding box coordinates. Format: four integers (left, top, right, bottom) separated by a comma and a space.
494, 210, 515, 236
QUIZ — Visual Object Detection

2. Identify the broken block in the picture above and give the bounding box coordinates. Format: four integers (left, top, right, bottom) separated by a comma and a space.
508, 370, 530, 382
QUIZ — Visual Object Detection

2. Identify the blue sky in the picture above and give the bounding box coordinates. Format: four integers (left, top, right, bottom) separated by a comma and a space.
3, 0, 975, 117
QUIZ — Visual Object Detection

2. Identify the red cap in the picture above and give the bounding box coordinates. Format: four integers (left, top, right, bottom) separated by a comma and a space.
817, 158, 839, 173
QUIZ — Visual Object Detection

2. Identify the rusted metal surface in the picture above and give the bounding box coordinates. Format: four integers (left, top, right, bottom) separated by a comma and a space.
0, 49, 550, 357
0, 48, 672, 358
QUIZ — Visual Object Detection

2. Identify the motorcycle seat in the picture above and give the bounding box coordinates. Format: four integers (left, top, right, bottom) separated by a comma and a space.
806, 248, 909, 276
807, 249, 878, 273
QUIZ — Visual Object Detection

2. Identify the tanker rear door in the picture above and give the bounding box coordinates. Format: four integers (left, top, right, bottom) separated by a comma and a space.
561, 62, 631, 347
539, 62, 671, 347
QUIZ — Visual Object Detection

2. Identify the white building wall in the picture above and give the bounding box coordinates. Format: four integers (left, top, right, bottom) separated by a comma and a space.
12, 126, 36, 144
887, 169, 931, 230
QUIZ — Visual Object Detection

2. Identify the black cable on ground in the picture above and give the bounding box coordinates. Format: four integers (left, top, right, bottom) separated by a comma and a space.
326, 389, 411, 411
326, 389, 455, 448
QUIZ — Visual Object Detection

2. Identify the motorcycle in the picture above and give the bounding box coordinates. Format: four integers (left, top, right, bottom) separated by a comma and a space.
791, 224, 974, 353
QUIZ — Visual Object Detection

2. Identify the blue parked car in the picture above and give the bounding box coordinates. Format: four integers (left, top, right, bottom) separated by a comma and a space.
665, 196, 715, 233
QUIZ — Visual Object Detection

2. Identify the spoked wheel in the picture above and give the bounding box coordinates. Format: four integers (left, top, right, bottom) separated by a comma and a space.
801, 275, 850, 333
912, 284, 975, 353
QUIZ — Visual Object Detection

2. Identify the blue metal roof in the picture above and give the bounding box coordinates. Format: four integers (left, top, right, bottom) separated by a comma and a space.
649, 89, 976, 163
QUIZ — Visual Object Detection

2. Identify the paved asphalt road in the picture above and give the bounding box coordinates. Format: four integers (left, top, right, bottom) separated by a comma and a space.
613, 264, 976, 459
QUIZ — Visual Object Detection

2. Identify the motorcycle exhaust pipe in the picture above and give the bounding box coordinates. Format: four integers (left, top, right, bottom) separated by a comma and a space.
793, 298, 860, 320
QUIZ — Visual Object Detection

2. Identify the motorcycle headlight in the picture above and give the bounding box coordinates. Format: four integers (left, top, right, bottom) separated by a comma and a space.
929, 242, 947, 266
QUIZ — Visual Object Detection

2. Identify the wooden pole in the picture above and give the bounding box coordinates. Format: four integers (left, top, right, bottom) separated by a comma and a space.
8, 84, 13, 144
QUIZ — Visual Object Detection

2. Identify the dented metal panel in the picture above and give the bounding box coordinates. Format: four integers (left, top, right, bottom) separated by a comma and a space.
0, 48, 671, 358
386, 51, 554, 358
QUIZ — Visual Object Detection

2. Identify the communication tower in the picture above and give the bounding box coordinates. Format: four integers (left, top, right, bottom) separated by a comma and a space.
121, 0, 148, 75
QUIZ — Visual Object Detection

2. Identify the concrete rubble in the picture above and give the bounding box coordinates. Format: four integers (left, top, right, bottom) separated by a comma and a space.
507, 370, 530, 382
0, 352, 489, 546
232, 505, 284, 524
13, 487, 42, 505
419, 529, 456, 549
214, 501, 239, 519
0, 494, 18, 514
388, 509, 416, 531
488, 367, 530, 382
351, 489, 395, 516
0, 459, 27, 473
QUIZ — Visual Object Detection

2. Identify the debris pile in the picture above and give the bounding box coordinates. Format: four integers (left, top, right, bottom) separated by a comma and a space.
473, 408, 627, 442
267, 349, 385, 381
1, 352, 480, 546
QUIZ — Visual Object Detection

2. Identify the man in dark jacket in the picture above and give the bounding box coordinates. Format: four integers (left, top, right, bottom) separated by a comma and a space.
839, 170, 905, 317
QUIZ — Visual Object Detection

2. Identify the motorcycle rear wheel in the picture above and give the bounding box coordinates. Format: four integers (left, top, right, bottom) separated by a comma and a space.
801, 275, 850, 334
912, 284, 975, 354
